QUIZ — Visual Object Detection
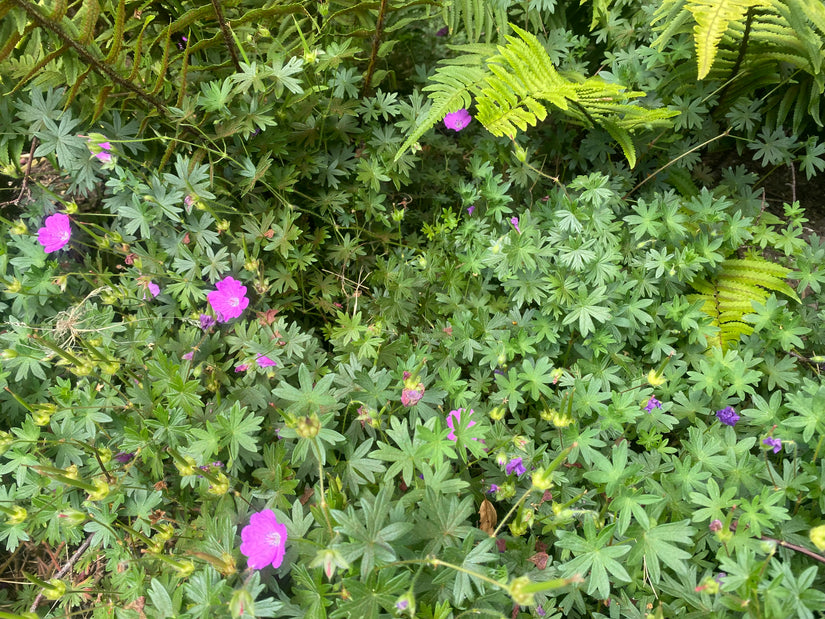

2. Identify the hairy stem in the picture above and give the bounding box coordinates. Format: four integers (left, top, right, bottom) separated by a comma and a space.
362, 0, 389, 96
10, 0, 167, 115
210, 0, 242, 73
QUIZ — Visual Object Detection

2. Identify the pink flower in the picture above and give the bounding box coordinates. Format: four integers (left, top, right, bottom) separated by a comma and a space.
182, 351, 194, 361
257, 355, 277, 368
401, 388, 423, 407
147, 281, 160, 297
207, 276, 249, 322
510, 217, 521, 233
235, 364, 249, 372
95, 151, 112, 163
37, 213, 72, 253
240, 509, 288, 569
444, 109, 472, 132
446, 408, 476, 441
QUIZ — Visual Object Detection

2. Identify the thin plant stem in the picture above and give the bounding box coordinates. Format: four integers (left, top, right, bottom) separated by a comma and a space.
492, 486, 532, 538
311, 440, 335, 537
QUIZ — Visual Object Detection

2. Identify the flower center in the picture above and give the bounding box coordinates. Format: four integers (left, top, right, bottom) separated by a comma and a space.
266, 531, 281, 547
229, 297, 239, 307
60, 231, 70, 241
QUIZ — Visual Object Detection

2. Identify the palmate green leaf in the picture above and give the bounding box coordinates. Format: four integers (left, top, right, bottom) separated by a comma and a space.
215, 402, 262, 470
371, 416, 427, 485
434, 536, 499, 605
272, 364, 339, 417
341, 438, 386, 492
626, 520, 695, 583
783, 378, 825, 442
518, 356, 555, 400
556, 521, 631, 600
331, 571, 408, 619
736, 487, 789, 537
689, 477, 738, 523
331, 484, 413, 580
584, 441, 643, 498
417, 492, 474, 554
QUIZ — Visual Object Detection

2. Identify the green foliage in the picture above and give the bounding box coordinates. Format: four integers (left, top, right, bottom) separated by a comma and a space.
689, 256, 800, 349
3, 0, 825, 618
398, 25, 677, 167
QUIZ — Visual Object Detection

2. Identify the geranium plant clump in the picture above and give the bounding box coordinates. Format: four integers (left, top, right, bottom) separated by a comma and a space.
3, 1, 825, 618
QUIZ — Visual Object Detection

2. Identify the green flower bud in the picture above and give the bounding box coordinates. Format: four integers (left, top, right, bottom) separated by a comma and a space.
6, 505, 27, 525
97, 447, 112, 464
10, 220, 27, 235
508, 576, 535, 606
489, 406, 506, 421
87, 478, 110, 501
6, 278, 22, 293
531, 467, 553, 491
230, 589, 255, 619
1, 348, 18, 359
43, 579, 67, 600
175, 559, 195, 578
296, 414, 321, 439
59, 509, 87, 527
0, 430, 13, 455
207, 472, 230, 496
176, 455, 198, 477
810, 524, 825, 551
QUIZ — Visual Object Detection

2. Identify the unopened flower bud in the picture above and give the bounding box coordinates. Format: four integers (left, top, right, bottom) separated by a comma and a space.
10, 220, 27, 234
59, 509, 87, 527
230, 589, 255, 619
531, 467, 553, 491
647, 369, 666, 387
175, 559, 195, 578
489, 406, 506, 421
508, 575, 535, 606
97, 447, 112, 464
5, 505, 27, 525
809, 525, 825, 551
207, 472, 230, 495
176, 455, 198, 477
709, 519, 723, 533
296, 414, 321, 438
43, 579, 67, 600
1, 349, 18, 359
87, 478, 110, 501
6, 278, 22, 294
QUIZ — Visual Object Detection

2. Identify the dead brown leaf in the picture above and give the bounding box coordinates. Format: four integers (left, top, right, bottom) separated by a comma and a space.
479, 498, 497, 535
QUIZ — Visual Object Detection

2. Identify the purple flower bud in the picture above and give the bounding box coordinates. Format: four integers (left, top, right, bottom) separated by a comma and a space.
199, 314, 216, 331
715, 406, 739, 427
510, 217, 521, 234
709, 519, 723, 532
114, 452, 134, 464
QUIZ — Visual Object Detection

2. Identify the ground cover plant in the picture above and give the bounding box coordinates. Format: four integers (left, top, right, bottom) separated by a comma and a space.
2, 0, 825, 617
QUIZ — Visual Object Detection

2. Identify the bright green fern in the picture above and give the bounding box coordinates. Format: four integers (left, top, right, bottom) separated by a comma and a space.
396, 25, 678, 167
689, 257, 800, 350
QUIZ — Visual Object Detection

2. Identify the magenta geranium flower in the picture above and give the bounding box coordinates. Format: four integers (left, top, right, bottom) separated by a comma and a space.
37, 213, 72, 253
446, 408, 476, 441
443, 109, 472, 132
257, 355, 277, 368
207, 276, 249, 322
240, 509, 288, 570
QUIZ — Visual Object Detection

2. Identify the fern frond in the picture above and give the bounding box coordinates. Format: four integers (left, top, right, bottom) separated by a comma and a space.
394, 64, 486, 159
689, 256, 799, 349
686, 0, 766, 79
444, 0, 508, 43
397, 24, 677, 166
